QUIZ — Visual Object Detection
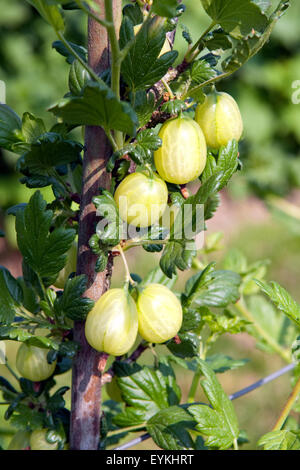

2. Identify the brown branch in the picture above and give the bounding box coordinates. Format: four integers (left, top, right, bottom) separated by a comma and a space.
69, 0, 122, 450
151, 59, 190, 100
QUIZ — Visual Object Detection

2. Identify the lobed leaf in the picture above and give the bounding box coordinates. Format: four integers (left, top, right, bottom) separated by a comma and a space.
15, 191, 76, 282
113, 359, 181, 427
0, 104, 22, 151
184, 262, 241, 308
53, 275, 94, 321
26, 0, 65, 31
256, 280, 300, 327
258, 430, 300, 450
50, 81, 138, 136
200, 0, 268, 39
147, 406, 196, 450
120, 17, 178, 91
189, 359, 239, 449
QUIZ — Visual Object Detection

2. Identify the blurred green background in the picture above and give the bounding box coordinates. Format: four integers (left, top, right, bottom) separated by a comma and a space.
0, 0, 300, 450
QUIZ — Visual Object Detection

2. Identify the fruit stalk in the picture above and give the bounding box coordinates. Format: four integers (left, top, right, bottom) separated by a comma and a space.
69, 0, 122, 450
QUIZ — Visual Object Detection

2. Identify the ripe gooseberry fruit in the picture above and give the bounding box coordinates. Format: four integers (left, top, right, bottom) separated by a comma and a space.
114, 171, 168, 228
53, 241, 77, 289
7, 430, 31, 450
137, 283, 183, 344
29, 429, 59, 450
195, 91, 243, 149
154, 116, 207, 184
85, 288, 138, 356
16, 343, 57, 382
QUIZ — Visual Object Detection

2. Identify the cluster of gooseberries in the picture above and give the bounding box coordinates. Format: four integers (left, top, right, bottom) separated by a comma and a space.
18, 91, 243, 363
85, 90, 243, 357
50, 90, 243, 358
8, 428, 62, 450
11, 91, 243, 448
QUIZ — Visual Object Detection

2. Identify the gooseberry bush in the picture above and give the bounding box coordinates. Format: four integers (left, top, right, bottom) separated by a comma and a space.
0, 0, 300, 451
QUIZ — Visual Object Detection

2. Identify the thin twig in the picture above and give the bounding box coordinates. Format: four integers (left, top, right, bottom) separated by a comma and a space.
117, 244, 135, 285
272, 375, 300, 431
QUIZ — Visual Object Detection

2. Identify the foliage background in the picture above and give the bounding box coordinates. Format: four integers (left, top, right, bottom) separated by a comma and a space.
0, 0, 300, 449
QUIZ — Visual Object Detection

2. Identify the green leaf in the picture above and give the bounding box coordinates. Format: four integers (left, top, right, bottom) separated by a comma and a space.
169, 353, 248, 375
179, 58, 217, 101
205, 354, 248, 373
256, 280, 300, 327
167, 331, 200, 358
0, 269, 19, 324
26, 0, 65, 31
123, 3, 143, 25
161, 99, 186, 115
202, 141, 239, 189
191, 59, 218, 84
47, 386, 69, 412
137, 129, 162, 151
223, 249, 269, 295
223, 1, 290, 72
20, 112, 46, 146
0, 267, 23, 304
223, 248, 248, 273
152, 0, 179, 18
204, 193, 221, 221
19, 133, 82, 176
170, 172, 224, 246
108, 130, 162, 169
0, 104, 22, 151
252, 0, 272, 13
189, 359, 239, 449
113, 359, 181, 427
245, 295, 293, 352
52, 40, 87, 64
180, 307, 204, 333
204, 29, 232, 51
202, 309, 249, 335
54, 275, 94, 321
0, 326, 59, 350
95, 251, 109, 273
258, 430, 300, 450
201, 0, 268, 39
15, 191, 76, 281
184, 262, 241, 308
93, 191, 122, 246
133, 90, 156, 128
160, 240, 196, 279
120, 17, 178, 91
147, 406, 196, 450
9, 404, 45, 430
50, 81, 138, 136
